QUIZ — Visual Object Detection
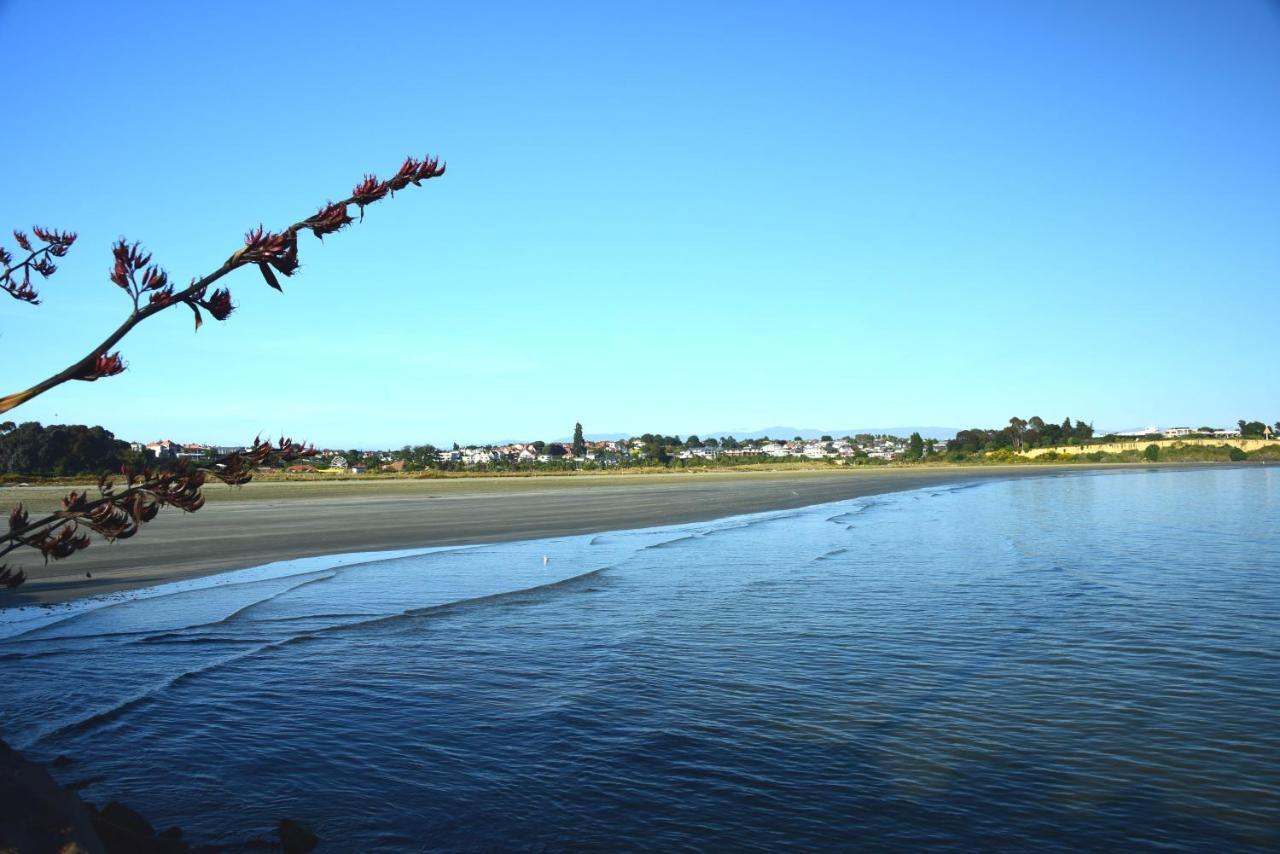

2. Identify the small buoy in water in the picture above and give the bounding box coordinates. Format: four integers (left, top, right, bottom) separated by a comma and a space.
543, 555, 550, 565
85, 572, 92, 578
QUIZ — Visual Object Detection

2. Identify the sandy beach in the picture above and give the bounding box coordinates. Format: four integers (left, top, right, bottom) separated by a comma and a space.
0, 464, 1180, 607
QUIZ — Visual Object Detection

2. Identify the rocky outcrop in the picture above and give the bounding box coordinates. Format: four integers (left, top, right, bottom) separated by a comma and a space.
0, 738, 104, 853
1, 738, 320, 853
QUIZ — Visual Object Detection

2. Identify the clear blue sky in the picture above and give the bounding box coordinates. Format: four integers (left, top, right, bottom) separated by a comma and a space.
5, 1, 1278, 447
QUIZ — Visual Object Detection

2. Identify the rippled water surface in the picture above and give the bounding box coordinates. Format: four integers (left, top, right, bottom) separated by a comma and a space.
3, 467, 1279, 850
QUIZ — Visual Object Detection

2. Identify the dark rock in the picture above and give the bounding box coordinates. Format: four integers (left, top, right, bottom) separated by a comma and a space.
0, 737, 104, 853
94, 800, 189, 852
277, 818, 319, 853
51, 754, 77, 768
97, 800, 156, 838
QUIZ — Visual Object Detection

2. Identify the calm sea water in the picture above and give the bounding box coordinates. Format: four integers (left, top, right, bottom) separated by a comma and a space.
2, 467, 1278, 851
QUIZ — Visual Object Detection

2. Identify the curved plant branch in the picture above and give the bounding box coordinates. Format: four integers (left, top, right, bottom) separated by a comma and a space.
0, 438, 315, 588
1, 155, 446, 588
0, 155, 445, 414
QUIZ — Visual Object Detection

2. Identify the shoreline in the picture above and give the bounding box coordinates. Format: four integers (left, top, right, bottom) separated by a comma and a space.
0, 463, 1240, 609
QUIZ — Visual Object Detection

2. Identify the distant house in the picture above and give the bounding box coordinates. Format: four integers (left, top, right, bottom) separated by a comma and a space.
349, 465, 368, 474
144, 439, 179, 459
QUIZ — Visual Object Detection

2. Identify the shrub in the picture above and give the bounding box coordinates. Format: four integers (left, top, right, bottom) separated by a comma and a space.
1143, 444, 1160, 462
1229, 447, 1247, 462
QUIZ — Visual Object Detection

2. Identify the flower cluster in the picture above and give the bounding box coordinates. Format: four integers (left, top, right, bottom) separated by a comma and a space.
239, 225, 299, 292
0, 437, 318, 588
77, 352, 126, 382
306, 202, 355, 239
1, 227, 77, 304
350, 155, 446, 219
110, 239, 175, 310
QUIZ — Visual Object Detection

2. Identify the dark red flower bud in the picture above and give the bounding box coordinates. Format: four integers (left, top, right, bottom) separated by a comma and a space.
78, 351, 127, 382
12, 231, 31, 252
306, 202, 353, 239
414, 155, 446, 183
6, 278, 39, 303
204, 288, 234, 320
351, 174, 389, 218
140, 266, 168, 291
32, 226, 76, 247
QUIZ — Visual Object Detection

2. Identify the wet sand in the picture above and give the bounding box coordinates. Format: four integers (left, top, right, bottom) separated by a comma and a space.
0, 465, 1166, 607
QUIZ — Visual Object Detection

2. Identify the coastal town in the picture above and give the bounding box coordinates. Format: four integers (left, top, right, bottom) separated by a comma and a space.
129, 433, 917, 473
120, 421, 1277, 474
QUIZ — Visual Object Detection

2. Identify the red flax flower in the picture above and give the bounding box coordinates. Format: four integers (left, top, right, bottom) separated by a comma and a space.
203, 288, 234, 321
32, 226, 77, 255
240, 226, 298, 291
78, 352, 126, 382
5, 277, 39, 304
351, 174, 389, 219
305, 202, 353, 240
110, 240, 153, 292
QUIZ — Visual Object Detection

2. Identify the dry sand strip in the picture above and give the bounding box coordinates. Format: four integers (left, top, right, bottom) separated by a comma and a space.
0, 464, 1195, 607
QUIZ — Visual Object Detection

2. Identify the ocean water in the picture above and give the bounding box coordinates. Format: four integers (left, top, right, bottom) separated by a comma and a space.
2, 467, 1278, 851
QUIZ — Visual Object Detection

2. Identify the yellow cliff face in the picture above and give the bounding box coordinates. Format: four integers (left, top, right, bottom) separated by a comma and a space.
1021, 437, 1279, 458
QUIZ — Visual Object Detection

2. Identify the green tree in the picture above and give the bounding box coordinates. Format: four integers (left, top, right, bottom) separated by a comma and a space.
907, 432, 924, 459
572, 422, 586, 457
1143, 444, 1160, 462
1008, 417, 1027, 450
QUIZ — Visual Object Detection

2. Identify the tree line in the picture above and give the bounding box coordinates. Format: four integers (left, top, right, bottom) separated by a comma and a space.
0, 421, 138, 476
947, 417, 1095, 454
